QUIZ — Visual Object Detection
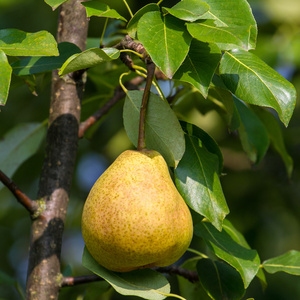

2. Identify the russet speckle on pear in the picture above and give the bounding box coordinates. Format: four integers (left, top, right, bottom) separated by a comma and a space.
81, 149, 193, 272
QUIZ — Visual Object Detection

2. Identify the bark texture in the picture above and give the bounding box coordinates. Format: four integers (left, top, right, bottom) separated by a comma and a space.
25, 1, 88, 299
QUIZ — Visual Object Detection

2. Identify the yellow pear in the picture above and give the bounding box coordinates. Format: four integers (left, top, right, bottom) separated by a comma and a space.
81, 149, 193, 272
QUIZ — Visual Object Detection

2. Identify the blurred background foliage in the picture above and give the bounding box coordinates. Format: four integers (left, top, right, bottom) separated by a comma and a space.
0, 0, 300, 299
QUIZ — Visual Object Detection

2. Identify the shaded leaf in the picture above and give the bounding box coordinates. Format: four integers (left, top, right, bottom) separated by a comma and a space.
11, 42, 81, 76
123, 90, 185, 167
234, 99, 270, 164
0, 50, 12, 106
174, 134, 229, 231
0, 123, 46, 189
59, 47, 120, 76
82, 247, 170, 300
263, 250, 300, 275
162, 0, 209, 22
82, 1, 127, 22
173, 39, 221, 97
197, 258, 245, 300
220, 49, 296, 126
137, 11, 192, 78
127, 4, 160, 39
195, 220, 260, 288
44, 0, 68, 10
0, 29, 58, 56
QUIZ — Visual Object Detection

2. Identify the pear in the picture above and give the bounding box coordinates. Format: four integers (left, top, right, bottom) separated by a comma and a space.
81, 149, 193, 272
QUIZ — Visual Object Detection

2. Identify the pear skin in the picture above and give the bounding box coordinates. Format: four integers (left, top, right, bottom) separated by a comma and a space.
81, 149, 193, 272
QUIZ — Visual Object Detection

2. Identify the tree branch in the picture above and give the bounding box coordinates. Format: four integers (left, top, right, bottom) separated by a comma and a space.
0, 169, 39, 216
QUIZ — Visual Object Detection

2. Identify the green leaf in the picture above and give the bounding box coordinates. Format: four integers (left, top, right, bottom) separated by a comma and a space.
220, 49, 297, 127
162, 0, 209, 22
82, 247, 170, 300
199, 0, 257, 49
0, 50, 12, 106
252, 106, 293, 177
174, 134, 229, 231
186, 20, 253, 51
195, 220, 261, 288
59, 47, 120, 76
197, 258, 245, 300
0, 29, 58, 56
173, 39, 221, 97
82, 1, 127, 22
234, 99, 270, 164
180, 121, 223, 174
127, 4, 160, 39
44, 0, 68, 10
263, 250, 300, 275
137, 11, 192, 78
123, 90, 185, 167
0, 270, 16, 285
11, 42, 81, 76
0, 123, 46, 189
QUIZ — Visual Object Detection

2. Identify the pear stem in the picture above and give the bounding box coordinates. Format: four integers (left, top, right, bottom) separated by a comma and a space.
137, 62, 156, 151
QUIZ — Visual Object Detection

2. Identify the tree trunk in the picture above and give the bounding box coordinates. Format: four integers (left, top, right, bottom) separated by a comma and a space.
25, 1, 88, 299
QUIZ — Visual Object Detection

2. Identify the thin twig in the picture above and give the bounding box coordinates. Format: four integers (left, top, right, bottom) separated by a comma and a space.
137, 62, 156, 151
0, 169, 39, 216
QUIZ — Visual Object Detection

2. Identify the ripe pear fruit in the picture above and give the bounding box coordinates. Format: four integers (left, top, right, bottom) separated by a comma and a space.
81, 149, 193, 272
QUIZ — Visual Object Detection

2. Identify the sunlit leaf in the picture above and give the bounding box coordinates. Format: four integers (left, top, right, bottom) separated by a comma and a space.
44, 0, 68, 10
0, 50, 12, 106
220, 49, 297, 127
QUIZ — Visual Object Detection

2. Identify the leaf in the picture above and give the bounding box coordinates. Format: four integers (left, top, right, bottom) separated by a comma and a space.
180, 121, 223, 174
263, 250, 300, 275
174, 134, 229, 231
137, 11, 192, 78
195, 220, 261, 288
123, 90, 185, 167
11, 42, 81, 76
59, 47, 120, 76
252, 106, 293, 177
0, 123, 46, 189
199, 0, 257, 49
173, 39, 221, 97
197, 258, 245, 300
234, 99, 270, 164
0, 29, 58, 56
0, 50, 12, 106
82, 247, 170, 300
82, 1, 127, 22
44, 0, 68, 10
219, 49, 297, 127
0, 270, 16, 285
162, 0, 209, 22
186, 20, 253, 51
127, 4, 160, 39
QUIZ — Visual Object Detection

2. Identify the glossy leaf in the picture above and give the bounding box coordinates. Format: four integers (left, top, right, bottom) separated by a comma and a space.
137, 11, 192, 78
44, 0, 68, 10
195, 220, 260, 288
0, 50, 12, 106
127, 4, 160, 39
200, 0, 257, 49
59, 47, 120, 76
0, 29, 58, 56
187, 20, 252, 51
162, 0, 209, 22
180, 121, 223, 174
11, 42, 81, 76
0, 123, 46, 189
234, 99, 270, 164
123, 90, 185, 167
220, 49, 297, 127
197, 258, 245, 300
173, 39, 221, 97
174, 134, 229, 231
82, 247, 170, 300
263, 250, 300, 275
252, 106, 293, 177
82, 1, 127, 22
